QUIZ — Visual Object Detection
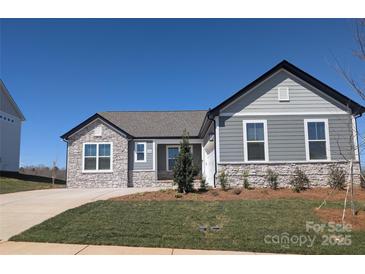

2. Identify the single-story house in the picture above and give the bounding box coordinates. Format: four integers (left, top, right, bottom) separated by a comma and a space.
61, 60, 365, 188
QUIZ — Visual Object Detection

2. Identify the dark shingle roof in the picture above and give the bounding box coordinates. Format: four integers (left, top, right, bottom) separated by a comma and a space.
98, 110, 207, 138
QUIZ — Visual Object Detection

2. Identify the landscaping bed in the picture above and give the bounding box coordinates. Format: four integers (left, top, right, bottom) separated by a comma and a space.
111, 187, 365, 202
315, 208, 365, 231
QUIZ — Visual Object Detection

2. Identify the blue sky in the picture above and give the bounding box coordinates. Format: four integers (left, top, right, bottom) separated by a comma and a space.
1, 19, 364, 168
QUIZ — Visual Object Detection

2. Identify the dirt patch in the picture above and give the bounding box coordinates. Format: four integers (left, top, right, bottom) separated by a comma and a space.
315, 208, 365, 231
110, 187, 365, 202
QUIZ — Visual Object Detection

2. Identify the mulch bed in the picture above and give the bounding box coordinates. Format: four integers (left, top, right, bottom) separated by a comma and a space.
315, 208, 365, 230
111, 187, 365, 202
111, 188, 365, 231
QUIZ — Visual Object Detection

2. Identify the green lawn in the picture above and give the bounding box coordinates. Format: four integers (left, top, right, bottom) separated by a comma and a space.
10, 199, 365, 254
0, 177, 64, 194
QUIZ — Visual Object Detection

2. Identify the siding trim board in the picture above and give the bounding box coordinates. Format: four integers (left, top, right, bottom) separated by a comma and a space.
352, 116, 359, 161
154, 139, 203, 144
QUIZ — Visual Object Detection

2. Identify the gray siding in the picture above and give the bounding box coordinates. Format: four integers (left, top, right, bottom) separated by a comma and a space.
222, 70, 348, 114
157, 144, 202, 179
129, 140, 154, 170
219, 114, 354, 162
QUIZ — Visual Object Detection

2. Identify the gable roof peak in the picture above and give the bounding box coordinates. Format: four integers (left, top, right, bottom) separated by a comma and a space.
0, 79, 26, 121
208, 60, 365, 116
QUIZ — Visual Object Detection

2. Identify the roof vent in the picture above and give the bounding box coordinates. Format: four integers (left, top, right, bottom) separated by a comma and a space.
278, 87, 290, 102
94, 126, 102, 137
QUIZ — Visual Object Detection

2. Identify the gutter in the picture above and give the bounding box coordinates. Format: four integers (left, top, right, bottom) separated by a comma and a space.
207, 112, 217, 188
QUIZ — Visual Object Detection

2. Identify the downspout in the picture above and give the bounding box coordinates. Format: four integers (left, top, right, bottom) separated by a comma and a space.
207, 113, 217, 188
355, 113, 362, 171
62, 139, 68, 187
126, 137, 134, 187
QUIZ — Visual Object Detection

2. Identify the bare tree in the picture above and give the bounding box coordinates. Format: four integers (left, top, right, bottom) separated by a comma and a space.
317, 19, 365, 221
334, 19, 365, 100
334, 19, 365, 188
51, 160, 59, 186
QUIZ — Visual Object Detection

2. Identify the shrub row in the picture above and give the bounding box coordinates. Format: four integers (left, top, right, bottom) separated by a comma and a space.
217, 165, 348, 192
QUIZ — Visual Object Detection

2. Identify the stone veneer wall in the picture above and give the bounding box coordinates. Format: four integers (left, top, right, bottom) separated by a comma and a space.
67, 120, 129, 188
217, 162, 361, 188
129, 170, 174, 188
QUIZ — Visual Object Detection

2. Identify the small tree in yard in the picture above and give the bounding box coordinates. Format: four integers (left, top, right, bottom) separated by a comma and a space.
173, 130, 194, 193
51, 160, 58, 186
199, 177, 208, 192
218, 171, 229, 191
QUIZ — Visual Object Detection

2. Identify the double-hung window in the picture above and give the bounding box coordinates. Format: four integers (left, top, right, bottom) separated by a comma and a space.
305, 119, 330, 161
83, 143, 112, 172
166, 145, 193, 171
243, 120, 268, 162
167, 146, 180, 171
135, 142, 146, 162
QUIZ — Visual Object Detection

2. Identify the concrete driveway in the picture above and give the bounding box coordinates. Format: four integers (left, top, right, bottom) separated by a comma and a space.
0, 187, 161, 241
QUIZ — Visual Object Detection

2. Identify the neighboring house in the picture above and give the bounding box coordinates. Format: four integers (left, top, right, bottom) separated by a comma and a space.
0, 80, 26, 172
61, 60, 365, 188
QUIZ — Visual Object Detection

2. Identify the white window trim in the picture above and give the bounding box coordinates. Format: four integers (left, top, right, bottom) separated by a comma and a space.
166, 145, 179, 171
82, 142, 113, 173
352, 116, 359, 161
278, 87, 290, 101
304, 119, 331, 161
215, 116, 220, 168
135, 142, 147, 163
166, 145, 193, 171
242, 120, 269, 163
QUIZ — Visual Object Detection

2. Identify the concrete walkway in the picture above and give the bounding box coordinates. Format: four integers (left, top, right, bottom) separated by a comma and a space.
0, 187, 162, 241
0, 241, 268, 255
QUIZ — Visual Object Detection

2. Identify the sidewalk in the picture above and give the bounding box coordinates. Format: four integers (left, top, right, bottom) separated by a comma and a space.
0, 241, 271, 255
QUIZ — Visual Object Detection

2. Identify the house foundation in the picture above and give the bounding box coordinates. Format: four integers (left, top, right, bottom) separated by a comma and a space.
217, 162, 361, 188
